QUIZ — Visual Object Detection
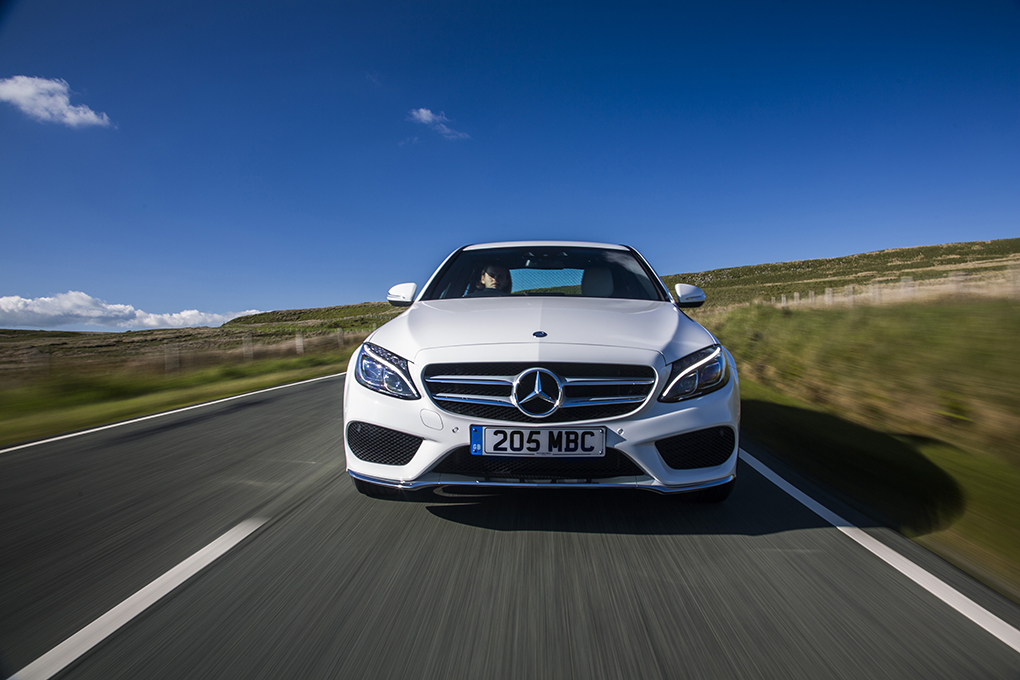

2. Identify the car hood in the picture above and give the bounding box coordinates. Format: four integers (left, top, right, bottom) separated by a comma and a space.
368, 297, 717, 366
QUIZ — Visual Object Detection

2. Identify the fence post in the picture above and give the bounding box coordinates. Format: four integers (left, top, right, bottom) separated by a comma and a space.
296, 331, 304, 355
808, 291, 815, 305
825, 287, 833, 305
793, 292, 800, 305
244, 333, 254, 362
870, 282, 880, 304
951, 271, 964, 293
781, 294, 787, 307
846, 285, 854, 307
165, 343, 180, 373
901, 276, 913, 300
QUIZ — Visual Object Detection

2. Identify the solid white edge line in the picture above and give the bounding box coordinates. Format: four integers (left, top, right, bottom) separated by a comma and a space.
0, 372, 346, 457
10, 518, 268, 680
740, 449, 1020, 656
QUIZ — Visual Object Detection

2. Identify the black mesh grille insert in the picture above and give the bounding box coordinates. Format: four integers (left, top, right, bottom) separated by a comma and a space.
423, 362, 656, 424
346, 421, 423, 466
432, 446, 644, 480
655, 426, 736, 469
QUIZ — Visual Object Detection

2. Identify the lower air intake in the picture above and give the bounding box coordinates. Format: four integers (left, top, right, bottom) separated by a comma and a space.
432, 446, 644, 480
655, 426, 736, 470
346, 421, 422, 466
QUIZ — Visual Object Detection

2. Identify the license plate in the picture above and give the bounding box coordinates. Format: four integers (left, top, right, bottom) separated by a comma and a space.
470, 426, 605, 457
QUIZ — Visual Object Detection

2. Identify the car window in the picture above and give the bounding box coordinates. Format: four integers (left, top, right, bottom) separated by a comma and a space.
421, 246, 667, 301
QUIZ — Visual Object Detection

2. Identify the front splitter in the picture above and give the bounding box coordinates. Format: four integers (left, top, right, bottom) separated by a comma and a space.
348, 470, 735, 495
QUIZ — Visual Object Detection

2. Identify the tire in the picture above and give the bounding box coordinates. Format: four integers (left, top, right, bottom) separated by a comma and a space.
688, 478, 735, 503
351, 476, 404, 499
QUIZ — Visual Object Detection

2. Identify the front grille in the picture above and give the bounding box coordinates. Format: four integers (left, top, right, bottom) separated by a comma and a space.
655, 426, 735, 469
346, 421, 422, 466
423, 362, 656, 424
432, 446, 645, 480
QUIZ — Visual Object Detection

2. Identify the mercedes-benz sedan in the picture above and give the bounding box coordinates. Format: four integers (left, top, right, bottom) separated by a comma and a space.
343, 241, 739, 501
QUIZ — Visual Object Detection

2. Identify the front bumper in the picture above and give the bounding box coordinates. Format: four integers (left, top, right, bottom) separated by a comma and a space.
342, 347, 740, 495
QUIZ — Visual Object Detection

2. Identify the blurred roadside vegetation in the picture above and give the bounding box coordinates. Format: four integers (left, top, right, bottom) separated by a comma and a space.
0, 315, 377, 449
699, 300, 1020, 602
0, 352, 357, 448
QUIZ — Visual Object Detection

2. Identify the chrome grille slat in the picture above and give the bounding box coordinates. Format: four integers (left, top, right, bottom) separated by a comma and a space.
561, 395, 647, 407
561, 377, 655, 386
422, 361, 657, 424
432, 393, 514, 406
426, 375, 515, 385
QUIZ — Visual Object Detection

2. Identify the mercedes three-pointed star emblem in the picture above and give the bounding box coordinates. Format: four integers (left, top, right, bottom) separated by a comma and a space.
511, 367, 564, 418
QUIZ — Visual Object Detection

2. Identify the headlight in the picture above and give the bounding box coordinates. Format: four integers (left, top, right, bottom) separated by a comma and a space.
659, 344, 729, 402
354, 343, 420, 399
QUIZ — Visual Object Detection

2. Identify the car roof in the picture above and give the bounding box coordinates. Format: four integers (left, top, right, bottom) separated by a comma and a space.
463, 240, 629, 251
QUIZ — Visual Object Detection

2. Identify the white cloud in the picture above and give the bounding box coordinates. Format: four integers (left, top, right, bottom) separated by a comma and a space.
409, 108, 449, 125
0, 76, 112, 128
407, 107, 469, 140
0, 291, 258, 329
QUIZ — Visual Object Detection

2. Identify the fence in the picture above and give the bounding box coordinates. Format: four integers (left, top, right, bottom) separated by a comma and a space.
766, 268, 1020, 310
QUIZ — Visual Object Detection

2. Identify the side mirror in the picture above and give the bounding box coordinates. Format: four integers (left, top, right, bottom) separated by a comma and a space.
387, 282, 417, 307
674, 283, 706, 308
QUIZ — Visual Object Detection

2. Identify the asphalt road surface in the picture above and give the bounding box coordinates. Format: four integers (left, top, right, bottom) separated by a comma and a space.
2, 375, 1019, 679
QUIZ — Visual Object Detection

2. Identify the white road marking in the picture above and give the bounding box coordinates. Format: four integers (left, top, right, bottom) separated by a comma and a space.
0, 372, 345, 457
10, 518, 268, 680
740, 449, 1020, 656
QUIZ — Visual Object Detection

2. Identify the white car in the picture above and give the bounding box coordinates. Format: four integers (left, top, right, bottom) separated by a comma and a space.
343, 241, 739, 501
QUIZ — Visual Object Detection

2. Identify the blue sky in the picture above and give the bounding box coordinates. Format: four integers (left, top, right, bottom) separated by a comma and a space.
1, 0, 1018, 330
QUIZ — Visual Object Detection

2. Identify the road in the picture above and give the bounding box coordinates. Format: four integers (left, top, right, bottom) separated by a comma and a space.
1, 375, 1019, 679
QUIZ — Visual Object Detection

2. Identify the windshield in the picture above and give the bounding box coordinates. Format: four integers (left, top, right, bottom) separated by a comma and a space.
421, 246, 668, 301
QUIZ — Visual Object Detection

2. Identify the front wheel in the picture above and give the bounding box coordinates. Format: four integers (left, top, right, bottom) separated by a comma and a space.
351, 476, 404, 499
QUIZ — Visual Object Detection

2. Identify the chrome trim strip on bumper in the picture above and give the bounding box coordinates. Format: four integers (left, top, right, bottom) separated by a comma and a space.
348, 470, 735, 495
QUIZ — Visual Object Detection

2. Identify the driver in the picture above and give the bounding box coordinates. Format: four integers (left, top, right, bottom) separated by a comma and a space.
470, 264, 512, 296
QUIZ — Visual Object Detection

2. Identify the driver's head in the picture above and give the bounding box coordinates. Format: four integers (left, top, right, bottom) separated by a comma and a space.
480, 264, 511, 291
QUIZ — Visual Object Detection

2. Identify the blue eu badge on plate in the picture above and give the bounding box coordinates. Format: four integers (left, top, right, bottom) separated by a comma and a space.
470, 425, 483, 455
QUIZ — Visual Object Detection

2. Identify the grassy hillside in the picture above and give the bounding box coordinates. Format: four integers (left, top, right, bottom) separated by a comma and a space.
226, 301, 400, 330
664, 237, 1020, 310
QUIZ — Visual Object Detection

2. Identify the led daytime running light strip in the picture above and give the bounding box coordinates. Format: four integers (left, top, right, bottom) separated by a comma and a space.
363, 343, 407, 371
664, 346, 722, 394
362, 343, 418, 396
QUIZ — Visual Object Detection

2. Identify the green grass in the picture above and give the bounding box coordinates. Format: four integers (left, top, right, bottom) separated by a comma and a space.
740, 379, 965, 536
712, 299, 1020, 601
708, 300, 1020, 464
0, 349, 356, 449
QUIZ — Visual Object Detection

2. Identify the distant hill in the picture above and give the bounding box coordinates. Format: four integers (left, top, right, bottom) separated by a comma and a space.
226, 301, 400, 331
662, 237, 1020, 310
